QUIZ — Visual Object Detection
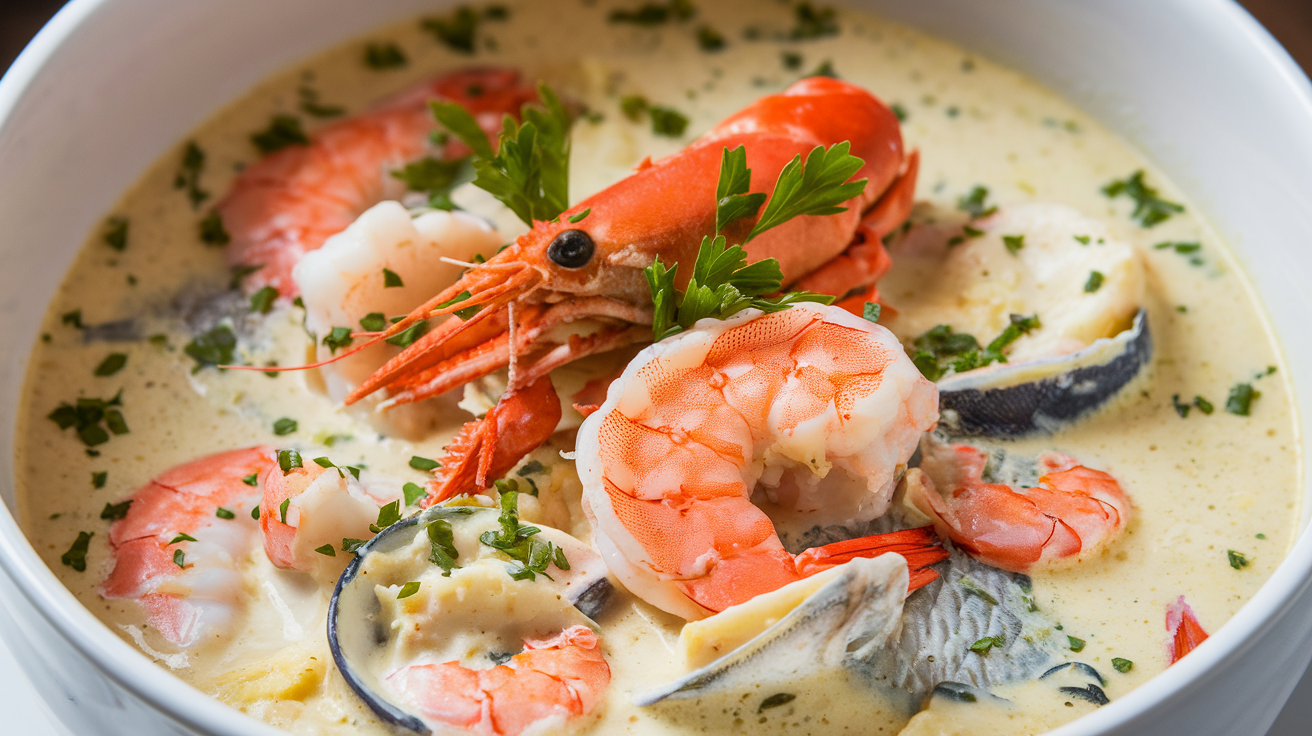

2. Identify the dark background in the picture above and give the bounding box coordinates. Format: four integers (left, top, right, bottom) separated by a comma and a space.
2, 0, 1311, 73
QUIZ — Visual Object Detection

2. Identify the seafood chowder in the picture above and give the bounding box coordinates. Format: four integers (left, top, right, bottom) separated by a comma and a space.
13, 1, 1299, 735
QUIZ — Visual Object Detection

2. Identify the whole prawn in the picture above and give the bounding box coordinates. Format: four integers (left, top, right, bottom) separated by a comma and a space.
220, 67, 539, 297
355, 77, 919, 501
573, 303, 943, 620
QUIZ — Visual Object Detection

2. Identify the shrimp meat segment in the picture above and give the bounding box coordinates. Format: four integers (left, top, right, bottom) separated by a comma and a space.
220, 67, 538, 297
576, 303, 940, 620
1167, 596, 1209, 664
905, 440, 1131, 573
387, 626, 609, 736
100, 447, 275, 647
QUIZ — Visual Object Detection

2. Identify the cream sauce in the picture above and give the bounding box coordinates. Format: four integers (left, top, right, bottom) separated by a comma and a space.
12, 1, 1300, 735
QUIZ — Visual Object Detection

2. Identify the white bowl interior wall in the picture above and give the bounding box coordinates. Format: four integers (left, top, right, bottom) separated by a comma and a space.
0, 0, 1310, 735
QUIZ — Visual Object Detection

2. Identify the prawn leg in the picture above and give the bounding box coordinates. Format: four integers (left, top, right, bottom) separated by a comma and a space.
794, 524, 949, 592
425, 375, 562, 503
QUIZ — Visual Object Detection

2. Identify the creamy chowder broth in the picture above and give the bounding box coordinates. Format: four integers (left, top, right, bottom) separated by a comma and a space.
13, 1, 1301, 735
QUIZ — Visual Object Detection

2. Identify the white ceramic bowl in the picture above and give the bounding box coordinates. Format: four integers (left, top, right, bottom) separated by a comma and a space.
2, 1, 1311, 734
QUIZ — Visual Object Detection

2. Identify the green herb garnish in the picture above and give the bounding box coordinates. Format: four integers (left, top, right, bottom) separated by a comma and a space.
697, 25, 726, 51
251, 115, 309, 155
421, 5, 506, 53
272, 417, 298, 436
1228, 549, 1250, 570
173, 142, 209, 209
61, 310, 83, 329
1171, 394, 1191, 418
1111, 658, 1133, 673
410, 456, 441, 471
172, 549, 186, 568
61, 532, 93, 572
385, 320, 430, 348
199, 211, 230, 246
427, 519, 459, 575
382, 268, 404, 288
789, 2, 838, 39
862, 302, 881, 323
609, 0, 694, 25
47, 392, 126, 448
322, 326, 354, 354
742, 141, 866, 242
278, 449, 303, 474
364, 42, 407, 69
1084, 271, 1104, 293
969, 634, 1004, 655
342, 538, 366, 554
91, 471, 108, 489
758, 693, 796, 713
478, 483, 569, 581
957, 185, 996, 219
910, 314, 1039, 380
1102, 169, 1184, 227
403, 482, 429, 507
1002, 234, 1024, 256
215, 507, 235, 520
249, 286, 278, 315
1225, 382, 1259, 416
1067, 636, 1086, 652
241, 472, 259, 487
391, 156, 471, 210
359, 312, 388, 332
104, 217, 129, 251
714, 145, 768, 233
99, 500, 131, 521
94, 353, 128, 377
396, 581, 421, 599
370, 500, 402, 533
431, 83, 571, 226
1194, 396, 1214, 415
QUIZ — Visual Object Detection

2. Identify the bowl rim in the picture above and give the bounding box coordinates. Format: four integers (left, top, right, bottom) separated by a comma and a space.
0, 1, 1310, 735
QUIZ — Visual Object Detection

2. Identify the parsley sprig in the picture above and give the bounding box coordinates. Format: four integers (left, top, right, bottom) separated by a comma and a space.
430, 84, 572, 226
715, 142, 867, 242
647, 236, 834, 341
911, 314, 1041, 381
478, 482, 569, 581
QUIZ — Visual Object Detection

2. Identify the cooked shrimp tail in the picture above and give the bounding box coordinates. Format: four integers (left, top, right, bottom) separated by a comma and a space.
794, 525, 949, 591
1167, 596, 1208, 664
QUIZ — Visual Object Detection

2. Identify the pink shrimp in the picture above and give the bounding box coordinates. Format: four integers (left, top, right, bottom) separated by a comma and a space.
99, 447, 274, 647
219, 67, 539, 297
905, 441, 1131, 573
575, 303, 944, 620
260, 458, 397, 573
386, 625, 610, 736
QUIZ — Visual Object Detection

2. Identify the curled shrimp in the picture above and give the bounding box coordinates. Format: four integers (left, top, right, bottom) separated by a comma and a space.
219, 67, 538, 297
575, 303, 942, 620
387, 626, 609, 736
904, 440, 1131, 572
99, 447, 274, 647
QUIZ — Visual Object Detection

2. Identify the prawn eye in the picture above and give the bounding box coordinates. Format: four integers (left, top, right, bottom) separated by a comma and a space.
547, 230, 594, 269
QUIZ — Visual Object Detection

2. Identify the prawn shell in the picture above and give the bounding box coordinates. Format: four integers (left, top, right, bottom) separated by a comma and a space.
937, 309, 1151, 437
327, 506, 613, 734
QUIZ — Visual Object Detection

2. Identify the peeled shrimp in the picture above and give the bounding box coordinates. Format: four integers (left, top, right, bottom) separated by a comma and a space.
293, 201, 504, 421
260, 457, 399, 580
100, 447, 274, 647
220, 68, 537, 296
575, 303, 941, 620
905, 440, 1130, 572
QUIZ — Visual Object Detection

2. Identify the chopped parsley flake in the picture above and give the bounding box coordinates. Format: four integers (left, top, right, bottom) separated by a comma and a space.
169, 533, 197, 544
241, 472, 259, 487
1002, 234, 1024, 256
1067, 636, 1086, 652
273, 417, 298, 436
364, 42, 407, 69
422, 5, 507, 54
478, 483, 570, 581
391, 156, 470, 210
1084, 271, 1104, 293
314, 543, 336, 557
61, 532, 93, 572
215, 507, 235, 520
173, 549, 186, 568
342, 538, 367, 554
891, 102, 908, 122
1102, 170, 1184, 227
862, 302, 881, 323
385, 320, 430, 348
782, 51, 803, 70
370, 500, 402, 533
62, 310, 83, 329
1225, 382, 1259, 416
251, 115, 309, 155
382, 268, 404, 288
251, 505, 260, 520
758, 693, 797, 713
249, 286, 278, 314
94, 353, 128, 377
91, 471, 108, 489
396, 581, 421, 599
278, 449, 303, 474
1112, 658, 1133, 673
609, 0, 694, 25
1171, 394, 1191, 418
322, 326, 354, 354
1194, 396, 1214, 415
789, 2, 839, 40
1074, 234, 1091, 245
184, 325, 236, 369
957, 185, 996, 219
278, 498, 290, 523
697, 25, 726, 51
969, 634, 1004, 655
619, 95, 689, 137
567, 208, 592, 223
199, 211, 231, 246
99, 500, 131, 521
410, 456, 441, 471
104, 217, 129, 251
403, 482, 429, 507
911, 314, 1040, 381
1228, 549, 1250, 570
173, 141, 209, 209
427, 519, 459, 575
47, 392, 127, 448
517, 460, 547, 476
359, 312, 387, 332
298, 86, 345, 118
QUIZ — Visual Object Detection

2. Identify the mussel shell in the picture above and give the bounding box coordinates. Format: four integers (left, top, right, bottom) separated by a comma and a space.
937, 309, 1151, 437
327, 506, 613, 734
